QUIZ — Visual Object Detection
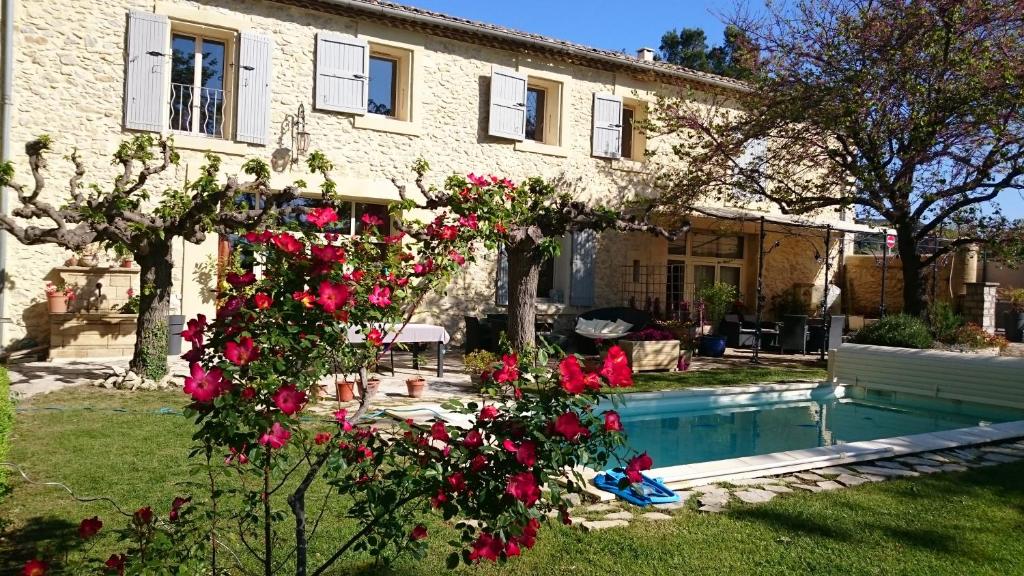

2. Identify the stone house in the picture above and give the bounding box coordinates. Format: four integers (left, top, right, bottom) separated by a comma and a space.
0, 0, 861, 354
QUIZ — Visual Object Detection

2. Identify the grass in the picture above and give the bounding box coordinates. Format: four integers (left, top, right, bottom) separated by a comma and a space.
628, 365, 828, 393
3, 386, 1024, 575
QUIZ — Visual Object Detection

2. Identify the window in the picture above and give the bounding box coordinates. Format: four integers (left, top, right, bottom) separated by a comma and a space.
169, 31, 232, 138
691, 233, 745, 259
621, 106, 635, 159
366, 44, 412, 122
523, 77, 563, 146
368, 56, 398, 117
525, 87, 546, 142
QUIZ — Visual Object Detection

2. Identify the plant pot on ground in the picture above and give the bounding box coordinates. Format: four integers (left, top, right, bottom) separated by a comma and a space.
362, 377, 381, 399
406, 377, 426, 398
44, 281, 76, 314
336, 378, 356, 402
696, 281, 738, 358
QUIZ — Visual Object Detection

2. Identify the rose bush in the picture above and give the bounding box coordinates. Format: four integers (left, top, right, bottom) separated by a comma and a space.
21, 161, 652, 575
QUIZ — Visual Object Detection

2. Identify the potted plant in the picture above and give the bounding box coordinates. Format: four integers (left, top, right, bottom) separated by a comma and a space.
1001, 288, 1024, 343
696, 282, 738, 357
44, 281, 76, 314
335, 375, 356, 402
619, 325, 680, 372
406, 376, 426, 398
361, 375, 381, 399
110, 242, 133, 268
464, 349, 497, 387
79, 244, 99, 267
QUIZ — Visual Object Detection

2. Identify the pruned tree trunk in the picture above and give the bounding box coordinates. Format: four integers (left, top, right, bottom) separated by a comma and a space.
505, 241, 543, 353
896, 230, 926, 318
130, 240, 174, 380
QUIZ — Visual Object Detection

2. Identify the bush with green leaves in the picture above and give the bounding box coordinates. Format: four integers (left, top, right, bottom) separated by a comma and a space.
927, 301, 963, 344
852, 314, 934, 349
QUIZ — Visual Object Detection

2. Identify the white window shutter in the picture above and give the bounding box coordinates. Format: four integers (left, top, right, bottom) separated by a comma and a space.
592, 93, 623, 158
236, 31, 273, 145
570, 230, 598, 306
315, 32, 369, 114
488, 66, 527, 140
124, 10, 169, 132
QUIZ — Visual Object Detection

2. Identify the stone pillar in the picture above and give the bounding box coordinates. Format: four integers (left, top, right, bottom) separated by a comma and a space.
963, 282, 999, 333
954, 244, 980, 296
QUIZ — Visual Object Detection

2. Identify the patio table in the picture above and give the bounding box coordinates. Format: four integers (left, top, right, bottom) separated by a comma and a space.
347, 323, 451, 377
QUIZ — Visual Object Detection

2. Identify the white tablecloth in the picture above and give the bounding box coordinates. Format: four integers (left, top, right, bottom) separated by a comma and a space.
346, 323, 450, 345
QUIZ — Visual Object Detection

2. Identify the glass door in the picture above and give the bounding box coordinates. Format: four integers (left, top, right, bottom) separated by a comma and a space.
666, 260, 686, 318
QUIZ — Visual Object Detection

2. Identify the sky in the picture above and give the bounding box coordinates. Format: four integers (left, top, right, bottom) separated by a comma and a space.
405, 0, 1024, 219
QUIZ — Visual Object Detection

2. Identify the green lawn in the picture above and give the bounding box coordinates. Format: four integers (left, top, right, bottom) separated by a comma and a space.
3, 386, 1023, 575
628, 366, 828, 393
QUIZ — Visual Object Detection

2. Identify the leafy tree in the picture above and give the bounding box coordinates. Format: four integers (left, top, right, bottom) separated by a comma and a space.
392, 164, 684, 353
659, 24, 757, 79
0, 136, 333, 380
651, 0, 1024, 316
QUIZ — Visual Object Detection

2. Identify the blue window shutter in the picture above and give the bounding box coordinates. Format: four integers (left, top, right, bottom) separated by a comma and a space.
124, 11, 169, 132
315, 32, 369, 114
236, 31, 273, 145
495, 245, 509, 306
570, 230, 597, 306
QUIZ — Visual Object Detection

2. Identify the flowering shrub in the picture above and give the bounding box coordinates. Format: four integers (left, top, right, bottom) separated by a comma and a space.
951, 323, 1009, 351
622, 326, 678, 341
22, 163, 652, 575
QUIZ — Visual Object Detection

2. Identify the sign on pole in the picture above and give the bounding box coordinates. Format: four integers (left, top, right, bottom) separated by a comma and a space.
885, 234, 896, 249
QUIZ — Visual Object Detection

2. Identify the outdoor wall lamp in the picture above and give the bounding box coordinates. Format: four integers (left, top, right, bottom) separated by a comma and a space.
291, 104, 311, 163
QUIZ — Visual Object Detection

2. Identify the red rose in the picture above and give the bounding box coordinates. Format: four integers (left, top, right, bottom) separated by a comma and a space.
292, 290, 315, 308
558, 355, 586, 394
410, 524, 428, 541
552, 412, 590, 442
368, 285, 391, 307
603, 411, 624, 432
180, 314, 206, 345
625, 452, 654, 483
169, 496, 191, 522
468, 532, 503, 563
311, 244, 346, 264
272, 384, 307, 415
430, 421, 449, 442
504, 539, 521, 557
506, 471, 541, 507
314, 432, 332, 445
360, 212, 384, 228
253, 292, 272, 309
334, 409, 354, 432
259, 422, 291, 450
366, 327, 384, 347
226, 271, 256, 288
224, 337, 259, 366
469, 454, 488, 473
183, 363, 227, 403
77, 516, 102, 539
493, 354, 519, 383
478, 405, 499, 420
307, 206, 339, 228
22, 559, 48, 576
446, 471, 467, 492
316, 280, 351, 313
271, 232, 303, 254
463, 429, 484, 448
515, 440, 537, 467
133, 506, 153, 526
430, 489, 448, 508
240, 386, 256, 400
600, 345, 633, 387
104, 554, 126, 575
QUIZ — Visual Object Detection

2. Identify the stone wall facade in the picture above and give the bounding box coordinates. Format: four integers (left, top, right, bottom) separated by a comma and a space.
963, 282, 999, 333
1, 0, 844, 348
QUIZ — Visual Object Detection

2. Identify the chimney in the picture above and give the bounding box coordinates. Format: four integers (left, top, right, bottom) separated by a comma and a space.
636, 47, 655, 62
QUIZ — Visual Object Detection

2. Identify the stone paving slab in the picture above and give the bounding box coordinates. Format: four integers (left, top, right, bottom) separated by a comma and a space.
602, 511, 633, 521
816, 466, 855, 476
794, 472, 826, 483
581, 520, 629, 531
816, 480, 843, 491
790, 483, 824, 493
735, 489, 776, 504
641, 512, 673, 521
836, 474, 870, 487
764, 484, 794, 494
982, 453, 1020, 463
852, 465, 920, 478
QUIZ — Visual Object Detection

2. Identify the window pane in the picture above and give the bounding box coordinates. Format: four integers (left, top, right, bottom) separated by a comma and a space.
694, 265, 716, 291
199, 39, 226, 137
667, 237, 687, 256
621, 107, 635, 159
368, 56, 397, 117
719, 266, 741, 292
691, 233, 744, 258
536, 258, 555, 298
170, 35, 196, 132
525, 87, 546, 142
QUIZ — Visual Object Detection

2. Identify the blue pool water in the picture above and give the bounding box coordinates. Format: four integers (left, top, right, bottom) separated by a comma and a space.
608, 386, 1024, 468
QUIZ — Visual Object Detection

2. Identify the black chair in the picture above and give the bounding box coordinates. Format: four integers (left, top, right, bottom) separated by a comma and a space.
808, 315, 846, 353
463, 316, 492, 353
779, 314, 809, 354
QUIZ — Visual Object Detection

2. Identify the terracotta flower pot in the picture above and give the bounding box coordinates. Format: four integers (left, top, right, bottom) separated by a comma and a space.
121, 259, 133, 268
47, 294, 68, 314
336, 380, 356, 402
365, 377, 381, 397
406, 377, 426, 398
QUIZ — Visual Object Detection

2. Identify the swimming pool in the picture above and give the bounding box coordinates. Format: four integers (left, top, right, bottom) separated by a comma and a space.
608, 384, 1024, 469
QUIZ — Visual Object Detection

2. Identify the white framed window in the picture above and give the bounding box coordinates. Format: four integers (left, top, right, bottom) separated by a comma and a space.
524, 77, 563, 146
366, 43, 413, 121
169, 28, 234, 138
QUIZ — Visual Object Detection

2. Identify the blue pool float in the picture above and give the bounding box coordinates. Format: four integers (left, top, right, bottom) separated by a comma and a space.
593, 469, 680, 507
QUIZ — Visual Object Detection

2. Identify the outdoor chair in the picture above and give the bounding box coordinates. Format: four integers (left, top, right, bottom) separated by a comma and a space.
463, 315, 492, 353
573, 306, 653, 354
779, 314, 809, 354
808, 315, 846, 354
